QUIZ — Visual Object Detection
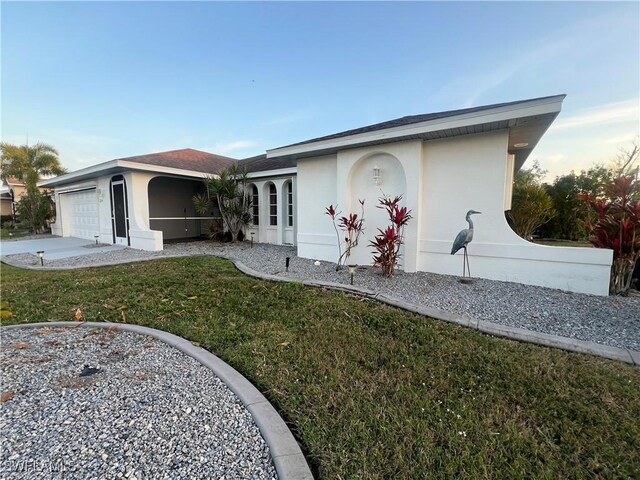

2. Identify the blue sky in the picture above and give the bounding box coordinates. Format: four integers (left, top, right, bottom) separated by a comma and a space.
2, 1, 638, 180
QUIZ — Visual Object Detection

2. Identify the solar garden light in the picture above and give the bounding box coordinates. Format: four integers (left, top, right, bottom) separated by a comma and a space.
348, 264, 357, 285
251, 232, 255, 248
94, 235, 99, 245
8, 232, 12, 238
285, 256, 290, 272
36, 251, 45, 266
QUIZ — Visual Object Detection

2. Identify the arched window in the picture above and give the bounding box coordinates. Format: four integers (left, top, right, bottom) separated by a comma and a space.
269, 183, 277, 226
251, 184, 259, 225
286, 181, 293, 227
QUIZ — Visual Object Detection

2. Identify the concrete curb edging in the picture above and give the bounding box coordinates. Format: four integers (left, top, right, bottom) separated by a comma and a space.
231, 262, 640, 366
2, 252, 638, 365
0, 321, 314, 480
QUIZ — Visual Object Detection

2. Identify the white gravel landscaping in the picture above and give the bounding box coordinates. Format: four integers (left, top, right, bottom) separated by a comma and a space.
3, 240, 639, 351
0, 326, 277, 480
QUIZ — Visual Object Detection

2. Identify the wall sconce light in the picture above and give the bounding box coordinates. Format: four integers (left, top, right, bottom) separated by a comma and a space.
36, 250, 45, 266
348, 264, 357, 285
373, 166, 381, 186
94, 235, 99, 245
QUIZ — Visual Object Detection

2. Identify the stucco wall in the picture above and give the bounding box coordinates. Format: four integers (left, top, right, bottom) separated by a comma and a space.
417, 130, 612, 295
296, 131, 613, 296
296, 155, 338, 261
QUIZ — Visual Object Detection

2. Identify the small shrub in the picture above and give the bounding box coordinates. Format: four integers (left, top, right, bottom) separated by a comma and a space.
581, 173, 640, 294
325, 200, 366, 270
369, 195, 412, 277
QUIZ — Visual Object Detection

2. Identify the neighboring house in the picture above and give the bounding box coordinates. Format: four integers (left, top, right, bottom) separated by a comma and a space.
41, 95, 613, 295
0, 177, 28, 219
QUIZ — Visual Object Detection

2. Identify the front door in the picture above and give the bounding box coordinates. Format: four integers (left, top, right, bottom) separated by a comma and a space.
111, 180, 128, 245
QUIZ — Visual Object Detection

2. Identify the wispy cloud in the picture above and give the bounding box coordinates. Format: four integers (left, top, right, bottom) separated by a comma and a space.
605, 133, 639, 145
209, 140, 257, 154
429, 9, 633, 108
551, 99, 639, 130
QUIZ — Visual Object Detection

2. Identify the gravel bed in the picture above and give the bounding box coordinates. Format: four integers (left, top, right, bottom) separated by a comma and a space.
0, 326, 277, 480
3, 241, 639, 351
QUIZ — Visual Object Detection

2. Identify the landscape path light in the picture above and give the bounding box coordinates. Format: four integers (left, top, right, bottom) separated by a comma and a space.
348, 264, 357, 285
94, 235, 99, 245
36, 250, 45, 266
251, 232, 255, 248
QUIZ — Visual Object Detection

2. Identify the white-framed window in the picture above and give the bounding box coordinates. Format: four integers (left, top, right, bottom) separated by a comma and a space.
251, 184, 259, 225
269, 183, 277, 226
286, 181, 293, 227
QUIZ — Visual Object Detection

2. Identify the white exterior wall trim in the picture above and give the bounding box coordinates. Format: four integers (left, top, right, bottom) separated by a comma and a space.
40, 160, 212, 188
247, 168, 297, 179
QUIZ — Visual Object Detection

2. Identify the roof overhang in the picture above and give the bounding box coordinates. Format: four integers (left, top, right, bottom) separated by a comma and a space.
39, 160, 214, 188
246, 167, 297, 179
266, 95, 566, 171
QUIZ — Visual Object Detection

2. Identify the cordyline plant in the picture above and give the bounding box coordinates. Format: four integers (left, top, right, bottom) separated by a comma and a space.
369, 195, 412, 277
580, 172, 640, 295
325, 200, 365, 270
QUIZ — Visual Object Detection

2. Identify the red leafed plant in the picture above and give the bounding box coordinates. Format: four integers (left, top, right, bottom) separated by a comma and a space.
369, 195, 413, 277
580, 172, 640, 295
325, 200, 366, 270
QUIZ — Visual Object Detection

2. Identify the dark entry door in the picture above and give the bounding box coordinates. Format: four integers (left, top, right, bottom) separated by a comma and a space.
111, 180, 128, 244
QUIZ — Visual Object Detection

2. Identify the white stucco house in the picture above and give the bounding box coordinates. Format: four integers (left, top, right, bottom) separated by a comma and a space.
41, 95, 613, 295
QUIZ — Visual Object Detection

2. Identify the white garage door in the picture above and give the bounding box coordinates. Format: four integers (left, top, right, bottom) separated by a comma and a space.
60, 189, 100, 240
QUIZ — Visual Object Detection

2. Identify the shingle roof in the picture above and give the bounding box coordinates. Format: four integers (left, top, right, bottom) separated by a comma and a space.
277, 95, 564, 149
116, 148, 238, 175
239, 154, 296, 173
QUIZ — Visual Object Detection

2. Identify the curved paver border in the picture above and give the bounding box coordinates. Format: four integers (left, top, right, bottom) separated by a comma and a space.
0, 321, 314, 480
2, 253, 638, 365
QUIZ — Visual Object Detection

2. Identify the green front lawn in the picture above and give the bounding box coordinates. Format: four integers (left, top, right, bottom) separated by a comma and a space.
1, 257, 638, 479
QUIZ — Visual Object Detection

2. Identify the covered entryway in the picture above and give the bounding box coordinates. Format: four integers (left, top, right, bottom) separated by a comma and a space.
59, 189, 100, 240
148, 176, 212, 242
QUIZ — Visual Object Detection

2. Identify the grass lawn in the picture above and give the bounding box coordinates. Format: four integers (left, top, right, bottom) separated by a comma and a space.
533, 238, 593, 248
1, 257, 638, 479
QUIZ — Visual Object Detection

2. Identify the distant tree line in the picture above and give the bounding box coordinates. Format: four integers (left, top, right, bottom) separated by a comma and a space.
507, 142, 639, 294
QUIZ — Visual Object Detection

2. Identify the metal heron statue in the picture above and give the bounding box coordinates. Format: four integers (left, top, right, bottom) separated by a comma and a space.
451, 210, 481, 281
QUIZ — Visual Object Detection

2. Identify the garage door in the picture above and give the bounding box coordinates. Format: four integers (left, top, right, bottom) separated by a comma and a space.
60, 189, 100, 240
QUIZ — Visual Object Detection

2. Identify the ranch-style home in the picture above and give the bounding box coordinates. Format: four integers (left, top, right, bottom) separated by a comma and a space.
41, 95, 613, 295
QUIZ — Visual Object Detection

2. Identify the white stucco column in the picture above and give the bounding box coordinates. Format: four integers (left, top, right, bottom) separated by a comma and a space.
123, 171, 163, 251
273, 178, 287, 245
291, 175, 298, 246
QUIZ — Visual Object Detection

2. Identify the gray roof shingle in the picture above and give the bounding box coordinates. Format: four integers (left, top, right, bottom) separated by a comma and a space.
116, 148, 238, 174
276, 95, 565, 149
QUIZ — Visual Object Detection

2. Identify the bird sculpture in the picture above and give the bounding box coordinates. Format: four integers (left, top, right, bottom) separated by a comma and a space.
451, 210, 481, 280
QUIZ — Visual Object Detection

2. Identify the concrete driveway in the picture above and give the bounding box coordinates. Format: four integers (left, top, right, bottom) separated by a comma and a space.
0, 236, 126, 260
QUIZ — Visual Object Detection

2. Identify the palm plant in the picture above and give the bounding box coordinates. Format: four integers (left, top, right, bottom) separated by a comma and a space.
0, 142, 66, 187
193, 164, 252, 242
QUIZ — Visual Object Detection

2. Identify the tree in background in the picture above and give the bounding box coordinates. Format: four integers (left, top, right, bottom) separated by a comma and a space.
0, 142, 66, 186
1, 142, 65, 233
540, 165, 612, 240
506, 161, 555, 240
193, 164, 252, 242
16, 186, 54, 234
